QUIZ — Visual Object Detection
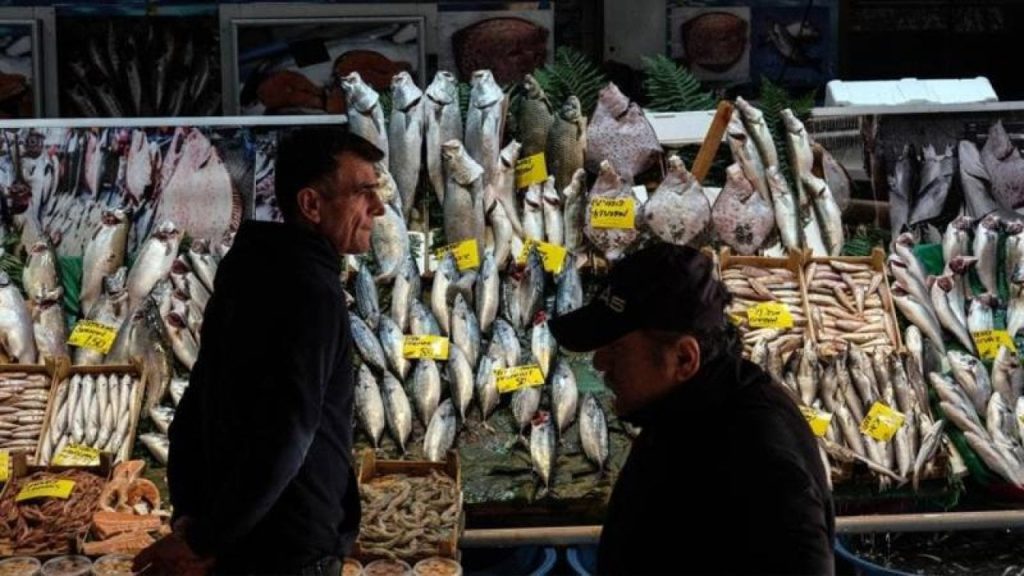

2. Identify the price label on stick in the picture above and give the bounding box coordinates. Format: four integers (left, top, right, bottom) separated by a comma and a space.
67, 320, 118, 354
860, 402, 905, 442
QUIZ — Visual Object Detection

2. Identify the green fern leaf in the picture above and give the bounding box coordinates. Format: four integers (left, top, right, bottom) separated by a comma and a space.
642, 55, 715, 112
533, 47, 607, 117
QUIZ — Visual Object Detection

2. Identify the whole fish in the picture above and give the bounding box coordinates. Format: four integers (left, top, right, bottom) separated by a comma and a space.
377, 315, 409, 380
644, 155, 710, 247
530, 411, 556, 491
585, 82, 661, 181
410, 299, 441, 337
579, 394, 609, 471
448, 344, 475, 421
355, 265, 380, 329
551, 358, 578, 435
489, 318, 521, 369
909, 144, 955, 226
930, 275, 975, 354
891, 285, 946, 354
451, 293, 481, 369
127, 221, 181, 313
711, 164, 775, 255
813, 143, 852, 212
81, 208, 130, 315
964, 430, 1023, 487
1006, 220, 1024, 287
32, 288, 68, 361
517, 74, 554, 158
171, 260, 210, 314
465, 70, 506, 190
992, 346, 1024, 407
948, 350, 992, 415
381, 371, 413, 453
475, 251, 500, 334
187, 239, 218, 294
585, 161, 639, 261
0, 271, 37, 364
442, 140, 487, 260
23, 241, 58, 300
531, 316, 557, 379
411, 359, 442, 427
942, 216, 973, 267
726, 111, 770, 201
75, 270, 130, 366
987, 392, 1017, 443
973, 214, 1001, 296
959, 140, 1004, 220
490, 140, 524, 237
968, 293, 997, 335
390, 257, 418, 332
892, 235, 930, 302
801, 174, 844, 256
170, 378, 188, 407
760, 167, 800, 251
139, 433, 169, 465
1016, 397, 1024, 444
371, 202, 409, 282
523, 181, 546, 242
388, 72, 425, 220
547, 96, 587, 193
163, 311, 198, 370
488, 193, 517, 270
542, 177, 565, 246
512, 385, 542, 434
781, 109, 815, 211
355, 364, 385, 449
149, 405, 175, 435
981, 120, 1024, 211
945, 256, 977, 327
734, 96, 778, 169
432, 253, 459, 335
424, 398, 457, 462
562, 169, 588, 255
341, 72, 388, 166
518, 248, 546, 329
556, 255, 583, 316
425, 71, 463, 203
351, 315, 388, 373
912, 418, 945, 491
474, 353, 503, 422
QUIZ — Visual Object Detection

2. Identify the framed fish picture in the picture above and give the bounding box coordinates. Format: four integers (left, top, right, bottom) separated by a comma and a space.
219, 4, 435, 116
669, 6, 752, 84
749, 2, 839, 90
0, 10, 48, 119
437, 8, 554, 85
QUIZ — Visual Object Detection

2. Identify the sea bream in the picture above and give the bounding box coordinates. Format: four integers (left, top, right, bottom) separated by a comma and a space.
464, 70, 506, 191
643, 155, 710, 247
388, 72, 425, 220
424, 71, 463, 203
341, 72, 388, 167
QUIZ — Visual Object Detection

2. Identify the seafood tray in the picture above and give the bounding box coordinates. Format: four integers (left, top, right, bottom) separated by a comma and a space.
354, 450, 462, 563
803, 248, 905, 355
0, 364, 57, 464
0, 452, 111, 557
35, 361, 146, 466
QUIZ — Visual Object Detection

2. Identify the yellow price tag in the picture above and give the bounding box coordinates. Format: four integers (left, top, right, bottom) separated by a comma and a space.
799, 406, 833, 438
495, 364, 546, 394
67, 320, 118, 354
516, 238, 568, 274
971, 330, 1016, 361
0, 451, 8, 483
515, 153, 548, 189
434, 239, 480, 271
402, 335, 450, 360
16, 479, 76, 502
590, 198, 636, 229
52, 444, 101, 467
747, 302, 794, 329
860, 402, 906, 442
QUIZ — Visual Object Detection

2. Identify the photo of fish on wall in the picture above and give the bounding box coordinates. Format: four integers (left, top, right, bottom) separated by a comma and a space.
0, 23, 38, 119
670, 7, 751, 83
438, 9, 552, 85
235, 18, 425, 116
750, 6, 835, 88
57, 17, 222, 118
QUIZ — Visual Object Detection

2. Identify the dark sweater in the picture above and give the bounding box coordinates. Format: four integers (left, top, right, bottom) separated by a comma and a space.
598, 356, 835, 576
168, 220, 359, 574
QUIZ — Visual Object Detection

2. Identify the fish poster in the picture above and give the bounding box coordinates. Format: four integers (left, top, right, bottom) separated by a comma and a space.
437, 8, 553, 85
0, 22, 39, 119
750, 5, 836, 88
670, 6, 751, 83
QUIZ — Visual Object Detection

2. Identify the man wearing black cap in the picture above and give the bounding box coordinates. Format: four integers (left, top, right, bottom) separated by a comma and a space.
549, 243, 835, 576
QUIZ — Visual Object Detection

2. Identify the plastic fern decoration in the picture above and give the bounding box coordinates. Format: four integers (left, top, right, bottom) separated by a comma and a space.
532, 47, 607, 116
642, 55, 715, 112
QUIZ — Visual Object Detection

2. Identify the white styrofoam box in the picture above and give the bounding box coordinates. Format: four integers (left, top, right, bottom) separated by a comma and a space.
644, 109, 721, 147
825, 77, 997, 107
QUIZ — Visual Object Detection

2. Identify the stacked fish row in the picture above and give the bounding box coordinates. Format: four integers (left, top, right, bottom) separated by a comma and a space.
805, 259, 900, 354
0, 372, 50, 460
36, 373, 142, 465
720, 260, 806, 361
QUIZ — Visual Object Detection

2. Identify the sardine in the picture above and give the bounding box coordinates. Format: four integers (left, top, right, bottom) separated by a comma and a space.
126, 221, 181, 313
388, 72, 425, 220
355, 365, 385, 448
448, 344, 475, 421
81, 208, 129, 315
530, 411, 556, 490
585, 161, 639, 261
580, 394, 609, 470
351, 315, 388, 373
381, 371, 413, 453
475, 251, 499, 334
644, 155, 710, 247
465, 70, 505, 191
377, 315, 409, 380
442, 140, 487, 260
562, 169, 588, 255
424, 398, 457, 462
425, 71, 463, 203
542, 177, 565, 246
474, 353, 503, 422
973, 214, 1001, 296
547, 96, 587, 193
341, 72, 388, 165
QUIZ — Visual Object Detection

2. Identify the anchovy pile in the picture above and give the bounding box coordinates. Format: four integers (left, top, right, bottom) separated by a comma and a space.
0, 372, 50, 460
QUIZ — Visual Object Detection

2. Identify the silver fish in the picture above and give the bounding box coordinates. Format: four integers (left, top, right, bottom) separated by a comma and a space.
551, 358, 578, 435
518, 248, 546, 329
974, 214, 1001, 296
341, 72, 387, 166
523, 181, 546, 242
585, 161, 639, 262
562, 169, 588, 255
425, 71, 463, 203
424, 398, 457, 463
488, 196, 517, 271
448, 344, 475, 421
351, 315, 388, 373
31, 288, 67, 361
354, 264, 380, 330
801, 173, 844, 256
944, 256, 977, 327
726, 111, 770, 201
475, 251, 500, 334
968, 293, 997, 335
390, 258, 417, 333
475, 353, 503, 422
518, 74, 555, 158
942, 216, 973, 268
489, 318, 521, 369
465, 70, 506, 191
547, 96, 587, 193
734, 96, 778, 169
512, 385, 542, 434
531, 317, 556, 378
378, 314, 409, 380
163, 311, 198, 370
930, 275, 975, 354
889, 145, 915, 236
410, 298, 441, 337
1016, 397, 1024, 444
442, 140, 487, 260
389, 72, 425, 220
912, 418, 945, 491
127, 221, 182, 313
781, 108, 828, 254
170, 378, 188, 407
964, 430, 1023, 487
432, 253, 459, 335
75, 270, 129, 366
412, 359, 442, 427
371, 202, 409, 282
139, 433, 169, 465
765, 166, 801, 251
187, 239, 218, 294
451, 293, 481, 369
556, 255, 583, 316
530, 410, 556, 490
986, 392, 1017, 443
170, 259, 210, 313
491, 140, 524, 238
894, 423, 914, 479
890, 285, 945, 354
1006, 220, 1024, 286
149, 405, 175, 435
948, 350, 992, 415
993, 345, 1024, 407
644, 155, 710, 247
381, 371, 413, 453
81, 208, 129, 316
23, 241, 58, 300
542, 176, 565, 246
355, 364, 385, 449
580, 394, 609, 470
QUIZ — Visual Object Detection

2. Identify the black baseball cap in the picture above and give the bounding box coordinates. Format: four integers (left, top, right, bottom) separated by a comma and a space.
548, 244, 730, 352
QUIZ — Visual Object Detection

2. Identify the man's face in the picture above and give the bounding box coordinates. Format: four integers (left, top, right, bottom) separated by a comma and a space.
592, 331, 682, 417
311, 150, 384, 254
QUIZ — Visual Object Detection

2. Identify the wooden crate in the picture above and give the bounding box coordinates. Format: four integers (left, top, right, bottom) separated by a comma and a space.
36, 359, 146, 466
0, 362, 59, 464
353, 449, 462, 563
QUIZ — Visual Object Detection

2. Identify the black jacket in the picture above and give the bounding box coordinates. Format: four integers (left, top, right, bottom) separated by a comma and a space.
598, 356, 835, 576
168, 221, 359, 574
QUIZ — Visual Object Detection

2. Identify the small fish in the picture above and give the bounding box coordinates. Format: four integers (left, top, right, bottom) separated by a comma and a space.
579, 394, 609, 471
530, 411, 556, 491
139, 433, 169, 465
424, 399, 457, 462
149, 405, 175, 435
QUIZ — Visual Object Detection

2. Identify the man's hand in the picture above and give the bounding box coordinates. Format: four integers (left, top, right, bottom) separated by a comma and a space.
133, 521, 214, 576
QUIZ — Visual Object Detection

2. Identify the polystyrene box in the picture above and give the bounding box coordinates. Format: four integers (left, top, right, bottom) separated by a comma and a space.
825, 77, 997, 107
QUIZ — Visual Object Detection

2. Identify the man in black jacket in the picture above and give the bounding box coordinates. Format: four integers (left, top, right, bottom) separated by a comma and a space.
549, 244, 835, 576
135, 126, 385, 575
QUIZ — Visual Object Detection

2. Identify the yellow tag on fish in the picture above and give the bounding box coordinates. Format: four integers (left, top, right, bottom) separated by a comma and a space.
799, 406, 833, 438
67, 320, 118, 354
434, 239, 480, 271
52, 444, 101, 467
860, 402, 905, 442
16, 479, 75, 502
402, 335, 450, 360
747, 302, 793, 329
590, 198, 636, 229
515, 153, 548, 189
971, 330, 1016, 361
0, 451, 8, 483
495, 364, 546, 394
516, 238, 568, 274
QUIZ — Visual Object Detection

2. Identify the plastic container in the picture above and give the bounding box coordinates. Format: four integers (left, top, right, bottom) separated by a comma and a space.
90, 555, 133, 576
413, 557, 462, 576
363, 559, 412, 576
40, 556, 91, 576
566, 545, 597, 576
461, 547, 556, 576
343, 558, 364, 576
0, 557, 41, 576
834, 538, 916, 576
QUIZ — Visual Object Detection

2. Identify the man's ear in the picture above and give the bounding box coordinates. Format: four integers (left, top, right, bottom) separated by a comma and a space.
674, 335, 701, 382
296, 187, 322, 224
